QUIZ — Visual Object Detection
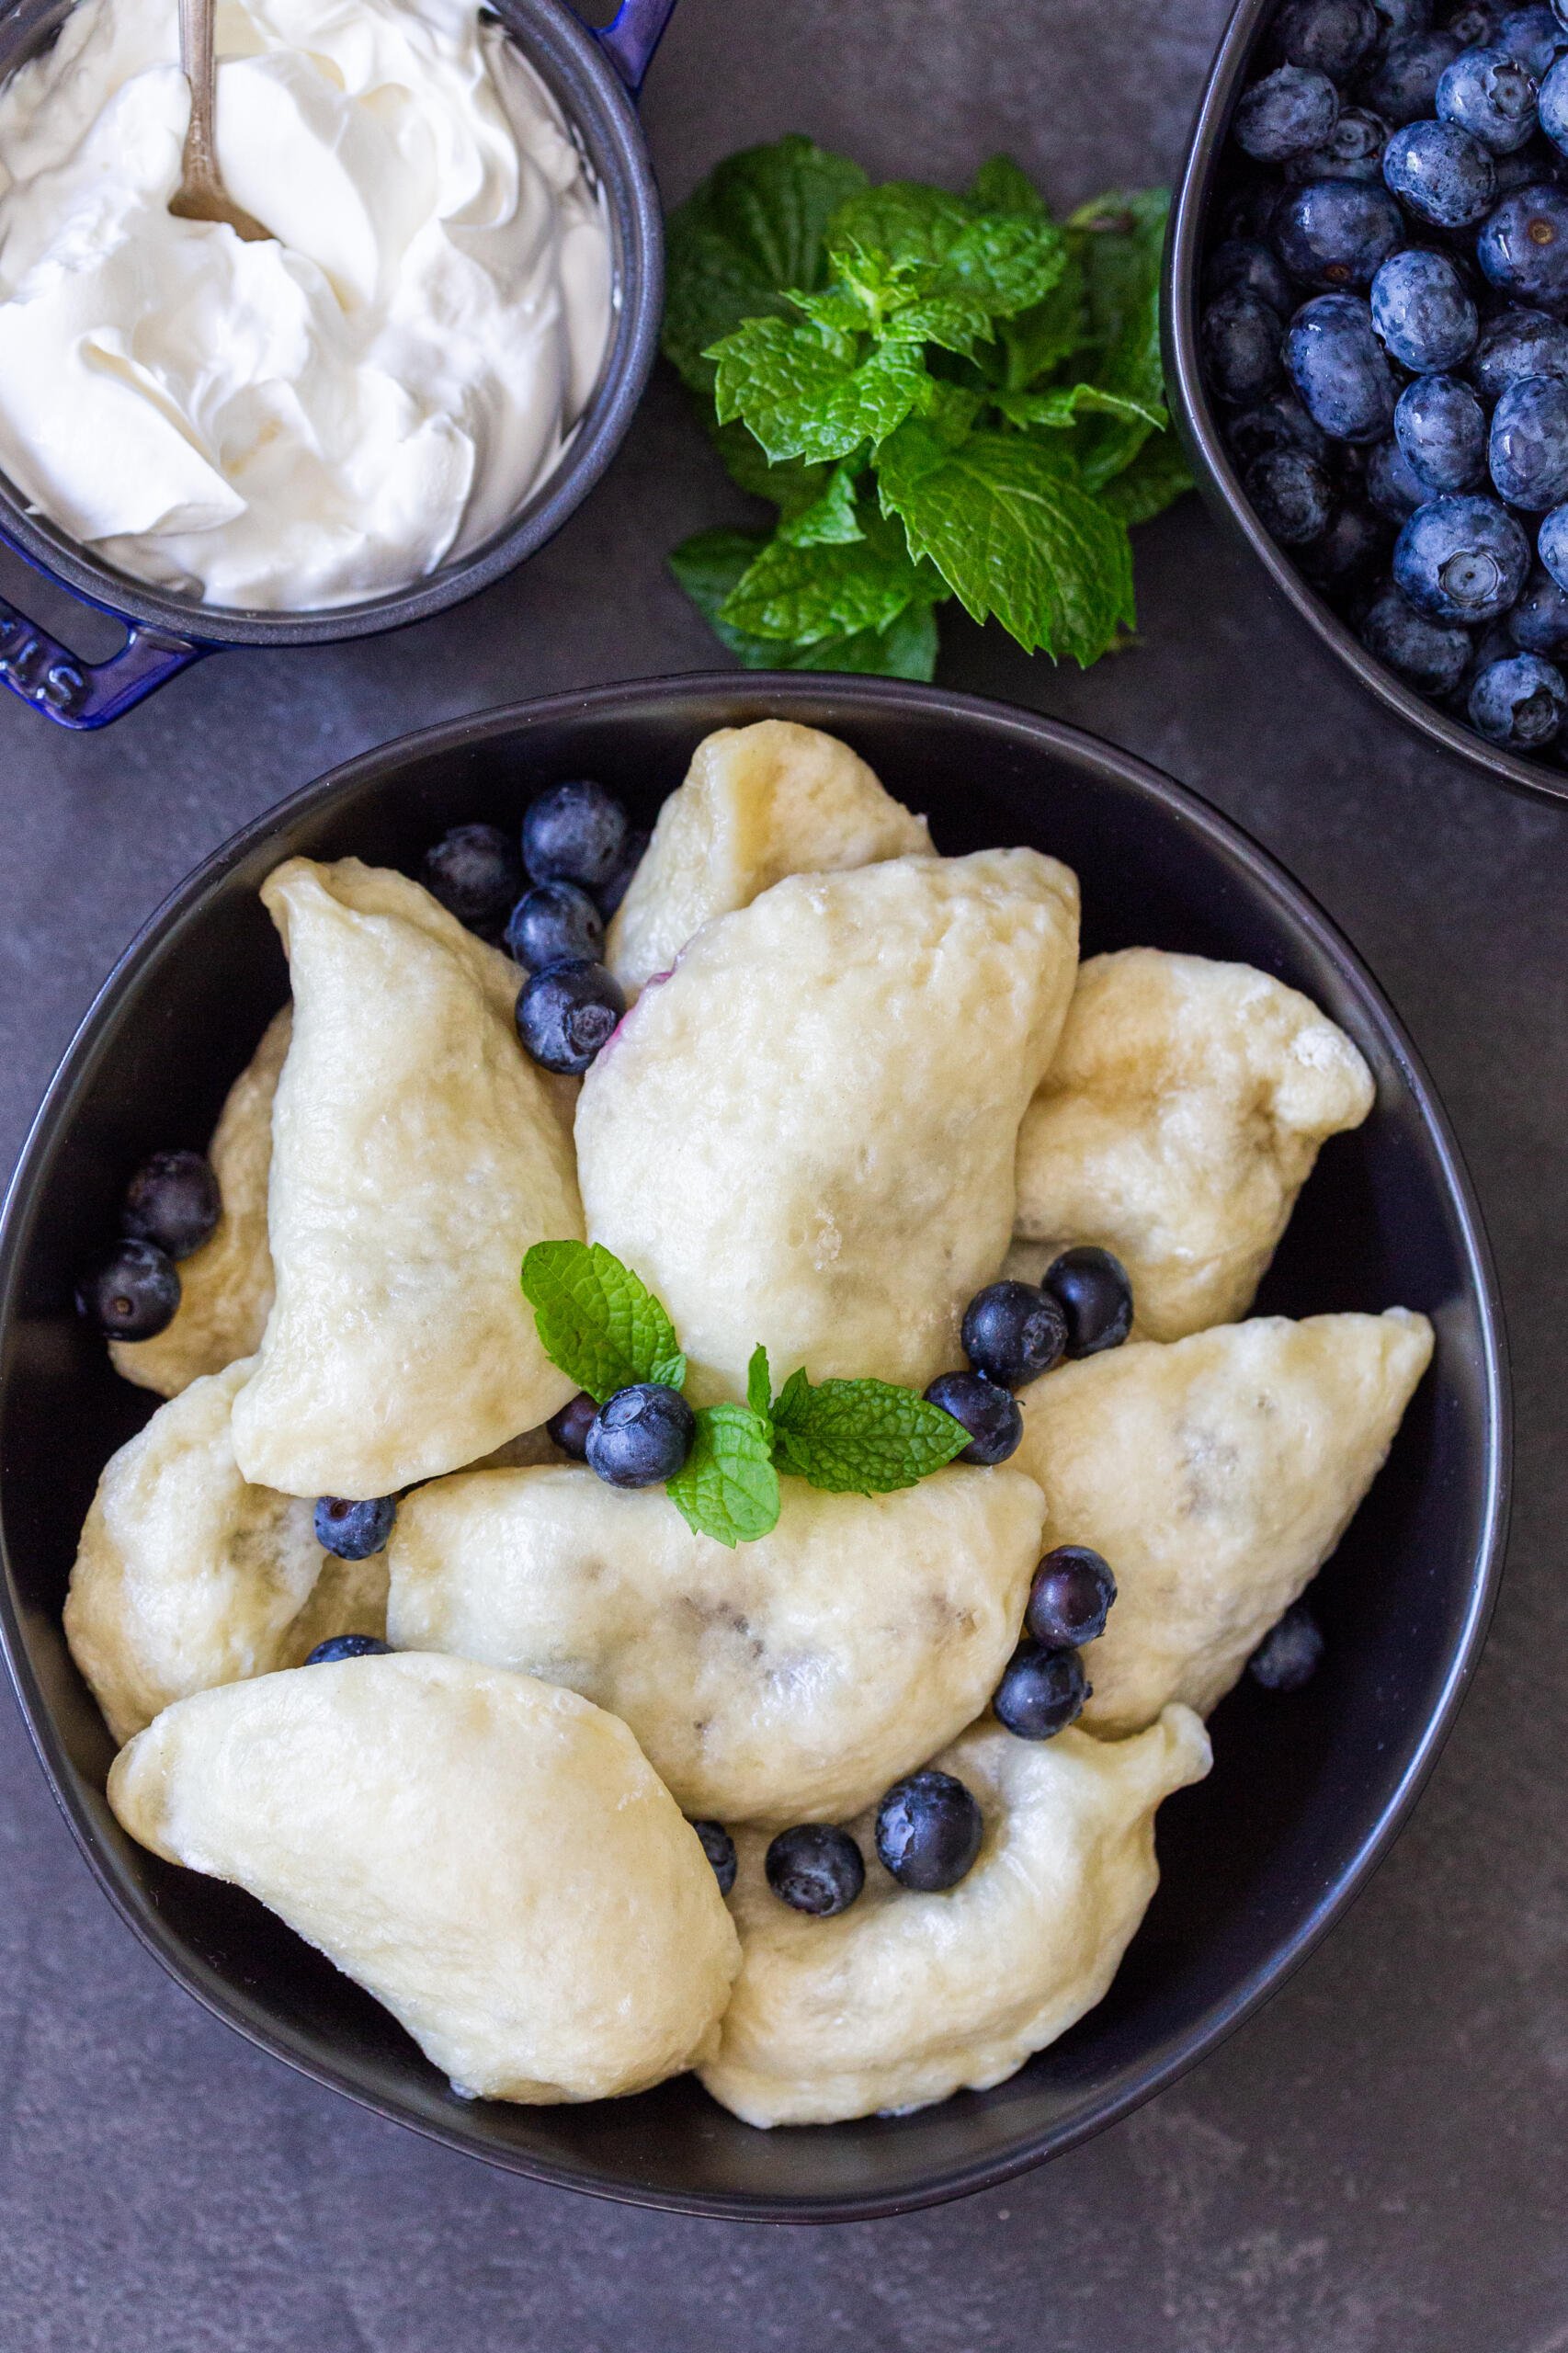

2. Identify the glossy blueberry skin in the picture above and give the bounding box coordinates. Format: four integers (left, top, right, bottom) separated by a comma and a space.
1509, 559, 1568, 641
1299, 494, 1394, 582
1437, 43, 1540, 148
1276, 0, 1381, 75
313, 1495, 397, 1560
1042, 1247, 1136, 1357
546, 1391, 598, 1458
503, 881, 604, 972
1538, 495, 1568, 582
1203, 235, 1297, 311
422, 823, 525, 935
1244, 446, 1340, 538
596, 826, 649, 921
1248, 1602, 1325, 1690
515, 957, 625, 1074
121, 1149, 220, 1261
1225, 386, 1333, 464
960, 1280, 1068, 1389
1360, 579, 1475, 687
1393, 491, 1531, 615
1469, 645, 1568, 734
765, 1823, 865, 1915
1471, 301, 1568, 394
1382, 119, 1498, 221
1488, 369, 1568, 499
1478, 182, 1568, 305
521, 780, 630, 892
1284, 104, 1392, 178
1538, 48, 1568, 148
1025, 1545, 1119, 1648
1199, 289, 1286, 402
1363, 28, 1460, 121
1444, 0, 1498, 42
75, 1239, 179, 1340
1286, 291, 1399, 437
1369, 247, 1478, 369
992, 1642, 1090, 1740
1394, 370, 1487, 486
304, 1634, 392, 1665
1498, 0, 1568, 75
1367, 430, 1432, 515
1233, 64, 1342, 158
922, 1370, 1023, 1465
690, 1819, 737, 1896
874, 1770, 985, 1893
1274, 175, 1406, 280
585, 1382, 696, 1488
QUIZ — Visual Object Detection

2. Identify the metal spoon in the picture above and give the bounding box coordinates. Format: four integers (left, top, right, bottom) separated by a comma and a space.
168, 0, 271, 242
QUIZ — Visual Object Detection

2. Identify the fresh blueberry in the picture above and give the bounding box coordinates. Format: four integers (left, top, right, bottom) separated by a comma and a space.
1204, 235, 1297, 310
1233, 64, 1343, 157
1437, 44, 1540, 149
1369, 247, 1478, 369
304, 1634, 392, 1665
1456, 618, 1520, 707
546, 1390, 598, 1458
423, 823, 525, 935
1221, 177, 1288, 241
1492, 128, 1568, 187
1277, 0, 1381, 75
1199, 289, 1286, 403
1360, 578, 1476, 686
1471, 301, 1568, 393
1286, 291, 1399, 436
874, 1770, 984, 1893
1469, 645, 1568, 733
1363, 29, 1461, 122
1367, 429, 1433, 514
1478, 182, 1568, 304
1025, 1545, 1119, 1648
1369, 0, 1434, 40
75, 1239, 180, 1340
992, 1641, 1090, 1739
1382, 119, 1498, 222
1247, 1601, 1325, 1689
1225, 386, 1334, 464
1245, 445, 1340, 538
960, 1279, 1068, 1389
1538, 494, 1568, 581
1442, 0, 1499, 45
1395, 370, 1487, 485
1041, 1246, 1136, 1357
1489, 369, 1568, 498
765, 1823, 865, 1915
585, 1382, 696, 1487
503, 881, 604, 972
690, 1819, 737, 1896
1508, 559, 1568, 641
515, 958, 624, 1074
1300, 494, 1395, 581
1274, 176, 1405, 281
121, 1149, 221, 1261
521, 779, 631, 892
1285, 104, 1392, 178
314, 1495, 397, 1559
595, 826, 648, 920
1538, 48, 1568, 151
1498, 0, 1568, 76
1393, 491, 1531, 614
922, 1370, 1023, 1464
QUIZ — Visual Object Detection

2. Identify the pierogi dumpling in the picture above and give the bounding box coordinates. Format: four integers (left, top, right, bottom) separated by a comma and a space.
1015, 950, 1374, 1340
700, 1706, 1210, 2127
108, 1653, 741, 2103
230, 859, 582, 1498
1013, 1309, 1434, 1737
578, 849, 1080, 1403
387, 1461, 1047, 1822
111, 1007, 290, 1398
64, 1357, 387, 1745
606, 720, 932, 997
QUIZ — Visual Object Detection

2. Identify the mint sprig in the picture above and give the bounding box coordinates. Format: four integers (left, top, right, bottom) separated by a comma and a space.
770, 1369, 971, 1495
520, 1241, 686, 1404
666, 1403, 781, 1546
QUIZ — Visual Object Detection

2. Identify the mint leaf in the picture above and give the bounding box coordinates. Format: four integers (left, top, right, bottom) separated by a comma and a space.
708, 421, 832, 519
1066, 188, 1169, 489
719, 528, 937, 644
995, 250, 1089, 392
825, 186, 1065, 324
710, 318, 929, 464
778, 463, 865, 546
521, 1241, 685, 1404
935, 214, 1067, 318
771, 1372, 970, 1495
668, 530, 942, 679
994, 382, 1166, 432
827, 181, 974, 279
968, 154, 1047, 218
746, 1344, 774, 1424
667, 1404, 781, 1546
1096, 428, 1193, 526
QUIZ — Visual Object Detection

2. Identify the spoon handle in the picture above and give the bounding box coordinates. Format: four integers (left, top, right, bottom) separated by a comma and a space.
177, 0, 218, 189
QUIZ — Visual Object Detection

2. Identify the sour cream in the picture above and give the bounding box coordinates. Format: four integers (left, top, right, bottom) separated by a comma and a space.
0, 0, 613, 609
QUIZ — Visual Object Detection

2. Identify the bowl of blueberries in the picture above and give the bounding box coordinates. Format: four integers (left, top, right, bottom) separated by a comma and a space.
1166, 0, 1568, 800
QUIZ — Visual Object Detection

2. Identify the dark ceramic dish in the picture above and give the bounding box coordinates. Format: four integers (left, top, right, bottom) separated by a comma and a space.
0, 0, 676, 728
0, 675, 1507, 2221
1165, 0, 1568, 810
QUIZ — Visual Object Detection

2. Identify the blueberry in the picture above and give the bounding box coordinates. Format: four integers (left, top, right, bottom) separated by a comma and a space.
585, 1382, 695, 1487
1369, 248, 1478, 369
1300, 494, 1395, 581
1441, 0, 1499, 44
595, 826, 648, 920
75, 1238, 179, 1340
1382, 119, 1499, 222
1233, 64, 1343, 157
960, 1279, 1068, 1389
1025, 1545, 1119, 1647
1498, 0, 1568, 75
1488, 368, 1568, 499
521, 780, 630, 892
1393, 490, 1531, 614
1286, 291, 1399, 436
1041, 1246, 1135, 1357
1226, 387, 1334, 465
1274, 176, 1406, 281
1360, 579, 1475, 686
992, 1641, 1089, 1739
1363, 29, 1461, 122
1199, 289, 1286, 403
1469, 644, 1568, 733
1369, 0, 1435, 40
1395, 370, 1488, 486
1437, 44, 1539, 152
1204, 235, 1297, 311
765, 1823, 864, 1915
504, 881, 604, 972
1248, 1601, 1326, 1689
1285, 104, 1392, 177
1277, 0, 1381, 75
690, 1818, 737, 1896
1478, 182, 1568, 304
1221, 177, 1288, 241
1368, 429, 1433, 513
515, 958, 624, 1074
1508, 559, 1568, 641
304, 1634, 392, 1665
875, 1770, 984, 1893
1539, 48, 1568, 153
922, 1370, 1023, 1464
1245, 445, 1340, 537
121, 1149, 220, 1261
314, 1495, 397, 1559
423, 823, 525, 935
546, 1390, 598, 1457
1471, 301, 1568, 392
1492, 129, 1568, 187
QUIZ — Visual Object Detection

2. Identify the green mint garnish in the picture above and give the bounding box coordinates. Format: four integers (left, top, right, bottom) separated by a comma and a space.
769, 1369, 971, 1495
666, 1402, 781, 1548
520, 1240, 686, 1404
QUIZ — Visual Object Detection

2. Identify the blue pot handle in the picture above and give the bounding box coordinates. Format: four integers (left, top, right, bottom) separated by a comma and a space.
0, 589, 208, 730
593, 0, 677, 93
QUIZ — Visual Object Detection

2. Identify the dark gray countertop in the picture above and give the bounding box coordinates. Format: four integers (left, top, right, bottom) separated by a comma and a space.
1, 0, 1562, 2342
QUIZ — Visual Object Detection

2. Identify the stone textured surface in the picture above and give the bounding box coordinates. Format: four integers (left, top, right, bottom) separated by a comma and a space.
2, 0, 1565, 2343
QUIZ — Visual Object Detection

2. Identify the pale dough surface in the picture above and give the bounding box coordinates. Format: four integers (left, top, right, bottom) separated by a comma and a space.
111, 1007, 290, 1397
1014, 1309, 1434, 1736
230, 859, 582, 1498
388, 1461, 1046, 1822
700, 1706, 1210, 2128
577, 849, 1080, 1404
606, 721, 932, 997
108, 1653, 740, 2103
1015, 950, 1375, 1340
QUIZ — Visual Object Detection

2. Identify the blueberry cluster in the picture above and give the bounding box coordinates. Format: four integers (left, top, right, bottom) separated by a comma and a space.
922, 1244, 1135, 1467
1204, 0, 1568, 762
75, 1148, 221, 1343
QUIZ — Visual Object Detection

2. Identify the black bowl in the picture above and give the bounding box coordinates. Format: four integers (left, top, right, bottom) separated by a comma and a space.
1165, 0, 1568, 809
0, 675, 1507, 2220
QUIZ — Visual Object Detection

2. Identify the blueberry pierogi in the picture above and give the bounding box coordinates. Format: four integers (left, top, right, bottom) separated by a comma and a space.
73, 722, 1433, 2129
